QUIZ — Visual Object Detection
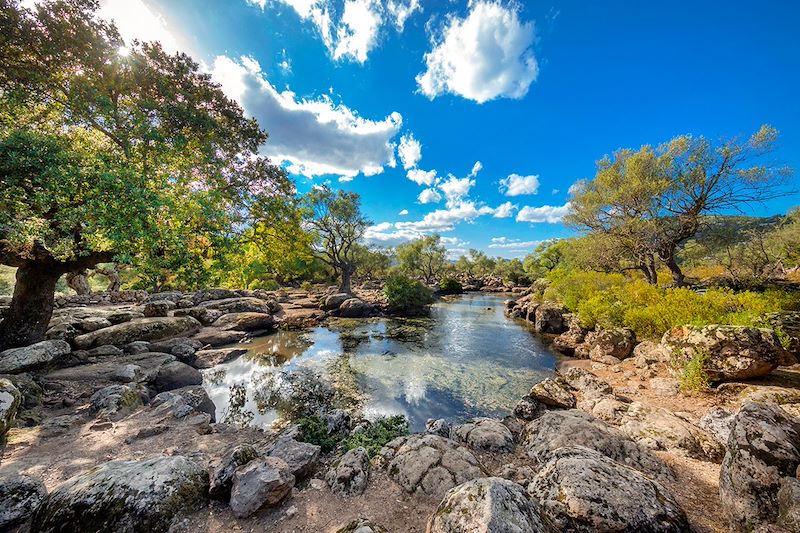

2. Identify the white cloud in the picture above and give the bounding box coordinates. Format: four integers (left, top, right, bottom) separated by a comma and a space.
338, 176, 354, 182
516, 202, 572, 223
398, 209, 409, 215
398, 133, 422, 169
551, 188, 559, 195
492, 201, 517, 218
278, 49, 292, 72
255, 0, 419, 63
397, 201, 494, 233
568, 179, 587, 196
488, 237, 542, 250
439, 175, 475, 207
418, 188, 442, 204
407, 168, 437, 186
499, 173, 540, 196
469, 160, 483, 177
97, 0, 180, 54
211, 55, 401, 179
416, 1, 538, 103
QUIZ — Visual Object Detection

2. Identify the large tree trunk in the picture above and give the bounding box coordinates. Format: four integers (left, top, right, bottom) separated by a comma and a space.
0, 263, 62, 350
660, 248, 686, 287
339, 265, 354, 293
66, 269, 91, 295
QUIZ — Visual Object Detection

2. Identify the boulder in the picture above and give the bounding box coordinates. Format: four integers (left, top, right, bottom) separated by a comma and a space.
648, 377, 680, 397
337, 298, 374, 318
513, 395, 544, 421
0, 474, 47, 530
661, 325, 795, 381
208, 444, 260, 500
89, 384, 145, 419
229, 457, 295, 518
73, 317, 201, 350
529, 378, 576, 408
427, 477, 545, 533
192, 288, 240, 305
77, 317, 112, 332
191, 327, 247, 347
698, 407, 736, 446
527, 446, 689, 532
522, 409, 673, 480
266, 437, 321, 480
558, 367, 613, 400
173, 307, 223, 326
0, 340, 71, 373
578, 328, 636, 363
1, 378, 22, 439
719, 402, 800, 532
145, 291, 183, 303
212, 312, 274, 332
326, 447, 370, 496
551, 314, 587, 356
450, 418, 514, 453
633, 340, 671, 368
777, 477, 800, 532
143, 300, 175, 318
111, 363, 144, 383
194, 347, 247, 368
151, 385, 216, 421
199, 297, 277, 315
150, 361, 202, 393
31, 456, 209, 532
378, 434, 484, 499
534, 303, 567, 334
321, 293, 351, 311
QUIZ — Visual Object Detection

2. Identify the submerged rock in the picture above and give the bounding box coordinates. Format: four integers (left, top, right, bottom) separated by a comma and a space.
0, 474, 47, 530
229, 457, 295, 518
428, 477, 545, 533
528, 446, 689, 532
31, 456, 209, 532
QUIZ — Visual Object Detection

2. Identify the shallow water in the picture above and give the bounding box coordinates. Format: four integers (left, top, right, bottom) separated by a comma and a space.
202, 292, 555, 432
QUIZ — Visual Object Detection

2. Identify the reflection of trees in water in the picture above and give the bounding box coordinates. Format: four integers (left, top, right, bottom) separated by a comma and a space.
222, 383, 254, 427
244, 331, 314, 365
251, 367, 336, 420
204, 368, 226, 386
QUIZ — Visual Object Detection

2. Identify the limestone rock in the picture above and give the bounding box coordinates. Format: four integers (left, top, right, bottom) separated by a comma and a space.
73, 317, 201, 350
31, 456, 209, 532
326, 447, 370, 496
577, 328, 636, 364
427, 477, 545, 533
208, 444, 260, 500
719, 402, 800, 532
534, 303, 567, 334
212, 312, 274, 332
378, 434, 484, 499
0, 474, 47, 530
551, 314, 587, 356
0, 340, 71, 373
1, 378, 22, 439
89, 384, 144, 419
229, 457, 295, 518
529, 378, 576, 408
528, 446, 689, 532
450, 417, 514, 453
661, 325, 794, 381
558, 367, 612, 400
266, 437, 321, 480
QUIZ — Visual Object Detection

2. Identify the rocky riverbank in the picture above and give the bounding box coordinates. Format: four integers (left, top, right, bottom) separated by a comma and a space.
1, 287, 798, 532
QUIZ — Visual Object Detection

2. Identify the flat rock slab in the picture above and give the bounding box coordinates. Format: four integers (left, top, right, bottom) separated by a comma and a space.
73, 317, 201, 349
0, 340, 71, 374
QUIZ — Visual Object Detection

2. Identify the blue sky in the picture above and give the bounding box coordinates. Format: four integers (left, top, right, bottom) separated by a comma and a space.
92, 0, 800, 257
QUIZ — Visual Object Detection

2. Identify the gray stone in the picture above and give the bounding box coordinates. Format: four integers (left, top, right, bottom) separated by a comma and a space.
200, 297, 277, 315
143, 300, 175, 318
337, 298, 373, 318
31, 456, 209, 532
87, 344, 123, 357
150, 361, 202, 393
326, 447, 370, 496
208, 444, 260, 500
530, 378, 576, 408
649, 377, 680, 397
1, 378, 21, 439
720, 402, 800, 532
191, 327, 247, 347
73, 317, 201, 349
266, 437, 321, 480
450, 418, 514, 453
334, 518, 387, 533
428, 477, 545, 533
212, 312, 274, 332
111, 364, 144, 383
534, 303, 567, 334
513, 395, 544, 421
558, 367, 613, 400
194, 347, 247, 368
229, 456, 295, 518
0, 340, 71, 373
173, 306, 223, 326
378, 434, 484, 499
698, 407, 736, 445
578, 328, 636, 363
425, 418, 452, 437
0, 474, 47, 530
77, 316, 112, 332
777, 477, 800, 532
321, 293, 351, 311
151, 385, 216, 421
528, 446, 689, 532
90, 384, 144, 418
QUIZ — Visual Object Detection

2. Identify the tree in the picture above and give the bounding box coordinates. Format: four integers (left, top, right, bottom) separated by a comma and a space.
352, 244, 393, 281
0, 0, 293, 349
396, 235, 447, 284
567, 125, 793, 286
302, 186, 370, 293
523, 240, 565, 279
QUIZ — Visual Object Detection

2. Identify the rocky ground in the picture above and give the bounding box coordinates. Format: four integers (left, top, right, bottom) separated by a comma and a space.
0, 286, 798, 532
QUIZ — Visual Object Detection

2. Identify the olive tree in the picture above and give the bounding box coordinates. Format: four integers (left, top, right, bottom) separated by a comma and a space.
396, 235, 447, 284
0, 0, 293, 349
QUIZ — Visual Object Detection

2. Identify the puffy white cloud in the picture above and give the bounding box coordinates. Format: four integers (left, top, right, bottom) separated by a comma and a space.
469, 160, 483, 177
211, 55, 401, 179
398, 133, 422, 169
499, 173, 540, 196
398, 209, 409, 215
418, 188, 442, 204
492, 201, 517, 218
568, 179, 587, 196
407, 168, 437, 186
396, 202, 494, 233
439, 175, 475, 207
416, 1, 538, 103
254, 0, 419, 63
516, 202, 572, 223
489, 237, 542, 250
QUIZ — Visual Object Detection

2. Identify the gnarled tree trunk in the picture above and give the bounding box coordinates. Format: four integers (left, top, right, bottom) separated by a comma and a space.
0, 262, 62, 351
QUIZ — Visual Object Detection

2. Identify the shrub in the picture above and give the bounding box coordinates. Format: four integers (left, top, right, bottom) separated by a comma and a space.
344, 415, 409, 458
678, 351, 711, 392
384, 274, 434, 311
297, 415, 340, 453
0, 278, 11, 296
438, 277, 463, 294
252, 278, 280, 291
300, 280, 312, 292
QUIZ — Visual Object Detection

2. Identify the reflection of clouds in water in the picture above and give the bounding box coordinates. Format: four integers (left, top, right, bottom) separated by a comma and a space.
404, 372, 427, 404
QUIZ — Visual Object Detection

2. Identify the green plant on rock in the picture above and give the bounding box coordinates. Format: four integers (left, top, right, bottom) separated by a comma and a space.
297, 415, 341, 453
678, 350, 711, 392
344, 415, 409, 458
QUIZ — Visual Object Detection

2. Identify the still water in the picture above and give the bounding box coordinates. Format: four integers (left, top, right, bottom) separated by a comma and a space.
202, 293, 555, 432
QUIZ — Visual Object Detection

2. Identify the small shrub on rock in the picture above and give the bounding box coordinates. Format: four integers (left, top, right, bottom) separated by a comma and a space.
384, 275, 434, 312
438, 278, 463, 294
297, 415, 340, 453
678, 350, 711, 392
344, 415, 409, 458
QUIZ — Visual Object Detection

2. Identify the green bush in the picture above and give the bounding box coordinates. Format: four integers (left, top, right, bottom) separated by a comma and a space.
384, 274, 434, 311
251, 278, 280, 291
0, 278, 11, 296
344, 415, 409, 458
438, 277, 463, 294
297, 415, 340, 453
300, 280, 313, 292
678, 351, 711, 392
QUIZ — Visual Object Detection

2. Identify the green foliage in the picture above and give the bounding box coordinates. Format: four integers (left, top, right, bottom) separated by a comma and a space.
523, 240, 565, 279
0, 278, 11, 296
343, 415, 409, 458
396, 235, 447, 284
352, 244, 393, 281
296, 415, 340, 453
438, 278, 463, 294
544, 269, 800, 338
300, 281, 313, 292
678, 351, 711, 392
384, 274, 434, 311
455, 249, 497, 277
492, 258, 530, 286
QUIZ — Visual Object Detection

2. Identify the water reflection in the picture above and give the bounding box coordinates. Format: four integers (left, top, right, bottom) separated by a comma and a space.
202, 293, 555, 431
